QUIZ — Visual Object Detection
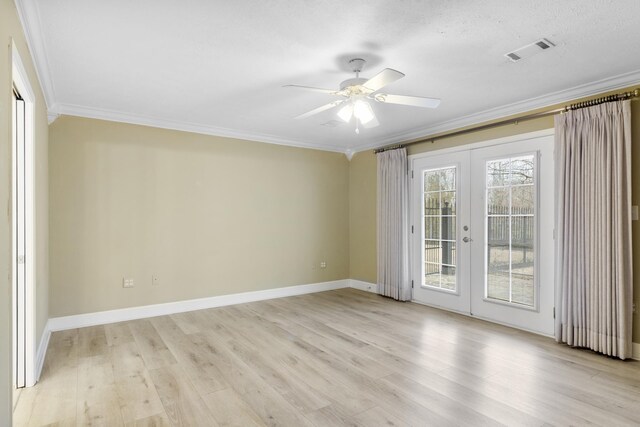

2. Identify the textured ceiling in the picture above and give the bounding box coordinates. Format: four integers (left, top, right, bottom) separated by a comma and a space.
18, 0, 640, 153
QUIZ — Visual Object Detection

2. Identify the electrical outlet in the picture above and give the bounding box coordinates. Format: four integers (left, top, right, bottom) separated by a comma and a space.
122, 278, 134, 288
320, 261, 327, 269
152, 275, 159, 286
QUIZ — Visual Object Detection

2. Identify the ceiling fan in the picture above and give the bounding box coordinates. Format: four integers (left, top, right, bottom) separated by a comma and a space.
285, 58, 441, 134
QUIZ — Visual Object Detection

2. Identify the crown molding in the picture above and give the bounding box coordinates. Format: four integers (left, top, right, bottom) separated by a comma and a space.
52, 103, 347, 153
348, 69, 640, 153
46, 69, 640, 155
14, 0, 56, 109
20, 0, 639, 156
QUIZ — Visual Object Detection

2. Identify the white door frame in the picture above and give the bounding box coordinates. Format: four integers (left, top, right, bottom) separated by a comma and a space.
11, 41, 37, 387
409, 129, 555, 336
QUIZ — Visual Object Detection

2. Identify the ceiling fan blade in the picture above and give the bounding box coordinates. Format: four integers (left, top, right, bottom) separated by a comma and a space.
375, 93, 441, 108
362, 114, 379, 128
362, 68, 405, 92
283, 85, 339, 95
295, 100, 344, 119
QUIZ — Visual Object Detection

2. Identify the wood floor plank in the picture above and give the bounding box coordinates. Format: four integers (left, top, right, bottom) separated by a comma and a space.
20, 289, 640, 426
76, 355, 124, 426
237, 338, 330, 411
148, 364, 219, 426
150, 315, 229, 395
123, 412, 171, 427
201, 388, 266, 427
348, 405, 412, 427
203, 306, 377, 416
104, 321, 136, 347
128, 319, 177, 370
193, 331, 316, 426
110, 342, 166, 423
77, 325, 109, 359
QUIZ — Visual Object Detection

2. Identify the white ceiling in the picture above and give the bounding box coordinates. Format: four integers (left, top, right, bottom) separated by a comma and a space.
17, 0, 640, 154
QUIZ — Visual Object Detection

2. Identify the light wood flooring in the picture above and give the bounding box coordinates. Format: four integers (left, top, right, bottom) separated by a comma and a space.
13, 288, 640, 426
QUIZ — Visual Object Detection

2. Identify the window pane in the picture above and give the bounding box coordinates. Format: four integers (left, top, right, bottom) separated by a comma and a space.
424, 240, 441, 265
442, 216, 456, 240
487, 217, 510, 302
441, 191, 456, 215
487, 216, 509, 244
511, 217, 534, 306
511, 215, 533, 248
424, 192, 440, 216
424, 263, 440, 288
424, 170, 440, 192
487, 188, 509, 215
440, 167, 456, 191
442, 266, 456, 290
441, 241, 456, 266
511, 185, 534, 214
425, 217, 440, 240
487, 159, 510, 187
510, 156, 534, 185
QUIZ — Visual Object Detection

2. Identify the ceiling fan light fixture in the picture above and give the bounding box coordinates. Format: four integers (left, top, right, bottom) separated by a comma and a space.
353, 100, 374, 124
337, 103, 354, 122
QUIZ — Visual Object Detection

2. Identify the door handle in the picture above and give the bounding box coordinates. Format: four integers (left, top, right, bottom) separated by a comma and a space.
463, 237, 473, 243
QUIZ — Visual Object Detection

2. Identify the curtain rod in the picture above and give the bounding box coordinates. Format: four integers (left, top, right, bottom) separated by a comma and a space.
374, 88, 639, 154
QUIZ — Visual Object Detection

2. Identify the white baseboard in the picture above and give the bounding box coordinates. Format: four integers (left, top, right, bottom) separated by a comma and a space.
47, 279, 350, 332
35, 320, 51, 381
349, 279, 378, 294
37, 278, 640, 377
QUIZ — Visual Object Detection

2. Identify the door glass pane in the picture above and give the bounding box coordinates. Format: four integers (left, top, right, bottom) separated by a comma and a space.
441, 191, 456, 214
425, 217, 440, 240
487, 159, 510, 187
485, 155, 536, 307
422, 166, 457, 291
511, 217, 534, 305
486, 217, 510, 302
487, 188, 509, 215
510, 156, 534, 185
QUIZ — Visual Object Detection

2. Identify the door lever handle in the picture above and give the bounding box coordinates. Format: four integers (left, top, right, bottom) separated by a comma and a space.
463, 236, 473, 243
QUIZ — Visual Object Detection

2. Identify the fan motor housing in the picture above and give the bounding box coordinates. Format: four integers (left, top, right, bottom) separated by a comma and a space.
340, 77, 368, 91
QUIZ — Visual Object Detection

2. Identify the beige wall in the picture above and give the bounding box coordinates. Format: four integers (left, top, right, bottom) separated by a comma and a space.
349, 150, 377, 283
49, 116, 349, 317
1, 0, 50, 423
349, 88, 640, 343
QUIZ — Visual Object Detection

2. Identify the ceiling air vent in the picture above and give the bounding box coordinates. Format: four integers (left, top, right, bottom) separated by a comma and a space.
505, 38, 555, 62
506, 52, 521, 61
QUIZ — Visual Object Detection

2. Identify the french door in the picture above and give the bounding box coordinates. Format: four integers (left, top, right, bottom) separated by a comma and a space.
411, 133, 555, 336
411, 151, 471, 313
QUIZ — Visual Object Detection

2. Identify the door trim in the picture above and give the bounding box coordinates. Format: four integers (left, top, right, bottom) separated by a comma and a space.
12, 40, 37, 387
407, 129, 554, 161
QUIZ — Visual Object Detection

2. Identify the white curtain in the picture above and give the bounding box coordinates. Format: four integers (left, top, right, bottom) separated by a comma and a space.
377, 148, 411, 301
554, 100, 633, 359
